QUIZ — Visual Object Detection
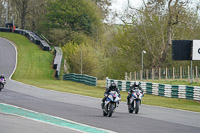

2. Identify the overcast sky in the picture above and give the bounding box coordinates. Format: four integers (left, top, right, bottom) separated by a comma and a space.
111, 0, 143, 13
108, 0, 143, 24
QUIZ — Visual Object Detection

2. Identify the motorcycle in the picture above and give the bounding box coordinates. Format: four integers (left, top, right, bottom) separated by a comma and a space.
128, 88, 143, 114
0, 78, 6, 91
102, 91, 121, 117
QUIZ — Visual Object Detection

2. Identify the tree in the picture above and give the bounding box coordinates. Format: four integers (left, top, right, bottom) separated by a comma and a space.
0, 0, 5, 26
92, 0, 112, 19
44, 0, 103, 45
12, 0, 30, 29
26, 0, 47, 31
100, 0, 200, 80
0, 0, 13, 25
62, 42, 100, 76
117, 0, 195, 68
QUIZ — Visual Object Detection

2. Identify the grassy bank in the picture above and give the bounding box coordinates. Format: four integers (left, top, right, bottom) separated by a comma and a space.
0, 32, 200, 112
0, 32, 54, 80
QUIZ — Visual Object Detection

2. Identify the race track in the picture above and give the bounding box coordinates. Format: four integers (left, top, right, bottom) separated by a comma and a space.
0, 37, 200, 133
0, 38, 16, 78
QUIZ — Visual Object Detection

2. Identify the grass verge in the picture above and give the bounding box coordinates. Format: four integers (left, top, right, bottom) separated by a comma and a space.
0, 32, 200, 112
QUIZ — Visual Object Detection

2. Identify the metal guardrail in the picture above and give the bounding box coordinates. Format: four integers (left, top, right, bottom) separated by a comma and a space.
0, 27, 65, 80
0, 27, 51, 51
63, 73, 97, 86
53, 47, 62, 79
106, 78, 200, 101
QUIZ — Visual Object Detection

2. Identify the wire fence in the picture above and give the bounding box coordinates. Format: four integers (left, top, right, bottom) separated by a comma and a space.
125, 66, 200, 82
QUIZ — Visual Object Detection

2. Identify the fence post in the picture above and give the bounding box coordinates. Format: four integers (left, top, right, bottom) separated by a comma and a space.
180, 66, 182, 80
146, 69, 148, 80
130, 72, 132, 81
196, 66, 198, 82
152, 68, 154, 80
64, 59, 67, 73
140, 70, 142, 80
166, 67, 168, 80
188, 65, 190, 82
134, 71, 136, 81
193, 69, 194, 80
173, 67, 175, 80
125, 72, 127, 81
159, 68, 161, 80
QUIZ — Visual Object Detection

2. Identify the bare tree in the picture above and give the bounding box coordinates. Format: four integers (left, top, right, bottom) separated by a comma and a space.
121, 0, 190, 68
0, 0, 5, 26
12, 0, 29, 29
27, 0, 47, 30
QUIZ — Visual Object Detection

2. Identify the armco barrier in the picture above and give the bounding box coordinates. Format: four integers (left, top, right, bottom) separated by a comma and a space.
0, 27, 51, 51
106, 77, 200, 101
63, 73, 97, 86
53, 47, 62, 79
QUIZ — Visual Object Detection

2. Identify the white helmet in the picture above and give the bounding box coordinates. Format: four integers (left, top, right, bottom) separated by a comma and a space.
134, 81, 140, 87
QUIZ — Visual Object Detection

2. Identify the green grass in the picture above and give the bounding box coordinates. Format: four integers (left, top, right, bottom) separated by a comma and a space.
141, 94, 200, 112
143, 79, 200, 86
16, 79, 105, 98
0, 32, 200, 112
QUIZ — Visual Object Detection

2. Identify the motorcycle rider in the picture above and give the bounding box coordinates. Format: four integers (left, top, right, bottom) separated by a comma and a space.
101, 82, 120, 109
0, 74, 6, 84
127, 81, 143, 105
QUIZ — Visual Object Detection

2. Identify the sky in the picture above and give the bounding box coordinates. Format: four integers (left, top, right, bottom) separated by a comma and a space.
107, 0, 143, 24
111, 0, 143, 13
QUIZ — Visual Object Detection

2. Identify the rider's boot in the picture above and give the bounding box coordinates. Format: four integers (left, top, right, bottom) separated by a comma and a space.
127, 95, 130, 105
127, 97, 130, 105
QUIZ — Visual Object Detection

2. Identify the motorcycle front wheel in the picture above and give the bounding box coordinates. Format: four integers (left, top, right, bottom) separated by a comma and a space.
135, 100, 140, 114
102, 103, 108, 116
103, 110, 108, 116
108, 103, 115, 117
0, 83, 4, 91
128, 101, 134, 113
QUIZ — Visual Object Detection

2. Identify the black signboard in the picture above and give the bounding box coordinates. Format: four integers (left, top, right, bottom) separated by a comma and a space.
172, 40, 192, 60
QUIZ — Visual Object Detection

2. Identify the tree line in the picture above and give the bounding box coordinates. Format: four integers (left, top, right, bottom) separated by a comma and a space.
1, 0, 200, 80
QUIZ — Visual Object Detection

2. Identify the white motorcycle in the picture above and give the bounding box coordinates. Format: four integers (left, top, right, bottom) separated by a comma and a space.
128, 88, 143, 114
102, 91, 121, 117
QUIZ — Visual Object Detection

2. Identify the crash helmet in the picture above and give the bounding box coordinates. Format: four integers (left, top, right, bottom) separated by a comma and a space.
0, 74, 4, 78
110, 82, 117, 90
134, 81, 140, 87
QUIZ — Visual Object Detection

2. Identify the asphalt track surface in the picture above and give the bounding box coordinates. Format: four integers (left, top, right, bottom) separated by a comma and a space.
0, 37, 200, 133
0, 38, 16, 79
